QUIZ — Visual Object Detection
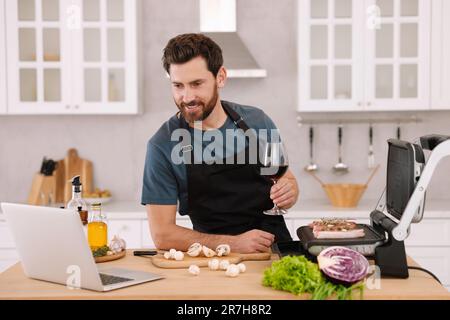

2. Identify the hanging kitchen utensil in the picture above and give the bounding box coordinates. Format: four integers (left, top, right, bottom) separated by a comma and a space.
304, 126, 319, 172
333, 125, 349, 174
307, 165, 380, 208
368, 124, 375, 169
397, 124, 401, 140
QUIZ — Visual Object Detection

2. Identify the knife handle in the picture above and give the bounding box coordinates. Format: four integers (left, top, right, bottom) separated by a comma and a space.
133, 250, 158, 256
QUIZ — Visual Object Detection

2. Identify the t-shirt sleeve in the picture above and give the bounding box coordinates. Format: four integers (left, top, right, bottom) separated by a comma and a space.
263, 112, 278, 130
261, 111, 281, 143
141, 140, 178, 206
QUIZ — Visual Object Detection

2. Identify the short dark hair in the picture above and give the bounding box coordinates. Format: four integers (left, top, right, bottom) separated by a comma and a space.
162, 33, 223, 77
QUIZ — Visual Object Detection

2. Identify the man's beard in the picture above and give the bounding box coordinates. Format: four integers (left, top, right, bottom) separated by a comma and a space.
177, 87, 219, 124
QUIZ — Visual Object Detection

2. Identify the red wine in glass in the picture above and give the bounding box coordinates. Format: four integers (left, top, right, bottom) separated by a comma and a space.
261, 142, 289, 215
264, 165, 289, 181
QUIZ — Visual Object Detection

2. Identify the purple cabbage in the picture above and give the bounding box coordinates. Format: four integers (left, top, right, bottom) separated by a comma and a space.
317, 246, 370, 285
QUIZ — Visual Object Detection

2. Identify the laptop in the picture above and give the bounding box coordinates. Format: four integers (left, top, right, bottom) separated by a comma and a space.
1, 203, 164, 292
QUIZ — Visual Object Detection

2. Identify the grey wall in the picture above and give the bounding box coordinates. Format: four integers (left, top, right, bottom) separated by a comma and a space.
1, 0, 450, 206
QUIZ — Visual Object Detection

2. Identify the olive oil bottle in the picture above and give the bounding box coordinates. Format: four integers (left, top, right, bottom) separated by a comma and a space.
87, 203, 108, 250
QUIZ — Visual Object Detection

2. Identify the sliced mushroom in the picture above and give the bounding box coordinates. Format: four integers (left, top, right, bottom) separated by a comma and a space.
202, 245, 217, 258
215, 244, 231, 257
187, 242, 202, 257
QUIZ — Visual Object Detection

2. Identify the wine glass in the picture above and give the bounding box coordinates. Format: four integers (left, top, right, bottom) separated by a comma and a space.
260, 141, 289, 215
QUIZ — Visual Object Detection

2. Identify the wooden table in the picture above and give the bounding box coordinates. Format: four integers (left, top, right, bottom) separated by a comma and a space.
0, 250, 449, 300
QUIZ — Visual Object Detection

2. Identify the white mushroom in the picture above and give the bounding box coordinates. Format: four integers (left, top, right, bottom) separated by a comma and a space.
169, 248, 177, 259
163, 252, 171, 260
215, 244, 231, 257
188, 264, 200, 276
208, 258, 220, 271
202, 245, 217, 258
219, 259, 230, 270
174, 251, 184, 261
225, 264, 240, 277
237, 263, 246, 273
187, 242, 203, 257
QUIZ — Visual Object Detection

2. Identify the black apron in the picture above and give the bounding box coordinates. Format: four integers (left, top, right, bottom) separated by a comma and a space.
178, 102, 292, 243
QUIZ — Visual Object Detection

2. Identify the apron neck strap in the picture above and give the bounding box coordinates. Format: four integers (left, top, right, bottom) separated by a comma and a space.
221, 102, 250, 131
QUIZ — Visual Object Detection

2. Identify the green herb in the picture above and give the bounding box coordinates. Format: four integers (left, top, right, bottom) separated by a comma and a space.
262, 255, 364, 300
92, 246, 110, 257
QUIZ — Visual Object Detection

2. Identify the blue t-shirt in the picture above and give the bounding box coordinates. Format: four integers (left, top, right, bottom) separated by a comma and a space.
141, 100, 279, 215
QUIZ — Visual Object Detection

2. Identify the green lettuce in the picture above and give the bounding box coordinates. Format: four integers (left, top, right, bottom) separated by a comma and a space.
262, 255, 364, 300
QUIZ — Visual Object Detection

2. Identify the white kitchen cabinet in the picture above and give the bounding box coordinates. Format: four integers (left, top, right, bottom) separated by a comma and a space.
430, 0, 450, 110
298, 0, 431, 112
364, 0, 430, 111
0, 0, 7, 114
0, 222, 17, 250
406, 247, 450, 287
290, 219, 309, 240
285, 218, 296, 240
142, 217, 194, 249
6, 0, 71, 114
176, 218, 193, 230
0, 221, 19, 274
298, 0, 365, 112
141, 219, 155, 248
108, 219, 142, 249
405, 219, 450, 246
5, 0, 140, 115
0, 250, 20, 274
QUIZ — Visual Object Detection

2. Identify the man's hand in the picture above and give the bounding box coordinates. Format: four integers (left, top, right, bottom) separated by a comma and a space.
231, 230, 275, 253
270, 174, 299, 209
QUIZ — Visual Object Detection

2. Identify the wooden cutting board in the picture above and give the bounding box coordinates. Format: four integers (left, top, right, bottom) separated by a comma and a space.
54, 159, 65, 204
151, 252, 271, 269
62, 148, 93, 204
94, 250, 126, 263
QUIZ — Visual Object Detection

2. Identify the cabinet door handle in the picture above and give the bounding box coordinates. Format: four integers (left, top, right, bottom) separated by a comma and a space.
357, 102, 363, 107
367, 102, 372, 106
65, 105, 70, 109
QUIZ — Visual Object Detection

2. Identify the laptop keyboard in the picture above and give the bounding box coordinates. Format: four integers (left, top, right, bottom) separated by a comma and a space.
99, 273, 134, 286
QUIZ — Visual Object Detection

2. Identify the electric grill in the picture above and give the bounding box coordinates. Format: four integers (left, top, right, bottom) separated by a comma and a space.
274, 134, 450, 278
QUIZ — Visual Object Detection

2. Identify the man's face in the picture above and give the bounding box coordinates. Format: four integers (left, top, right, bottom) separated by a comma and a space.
169, 56, 220, 123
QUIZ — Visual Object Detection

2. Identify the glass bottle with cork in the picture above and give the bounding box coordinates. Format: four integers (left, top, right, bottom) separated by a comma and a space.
88, 203, 108, 251
66, 175, 88, 226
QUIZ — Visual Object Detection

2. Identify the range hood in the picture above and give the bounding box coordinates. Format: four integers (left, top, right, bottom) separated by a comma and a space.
200, 0, 267, 78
